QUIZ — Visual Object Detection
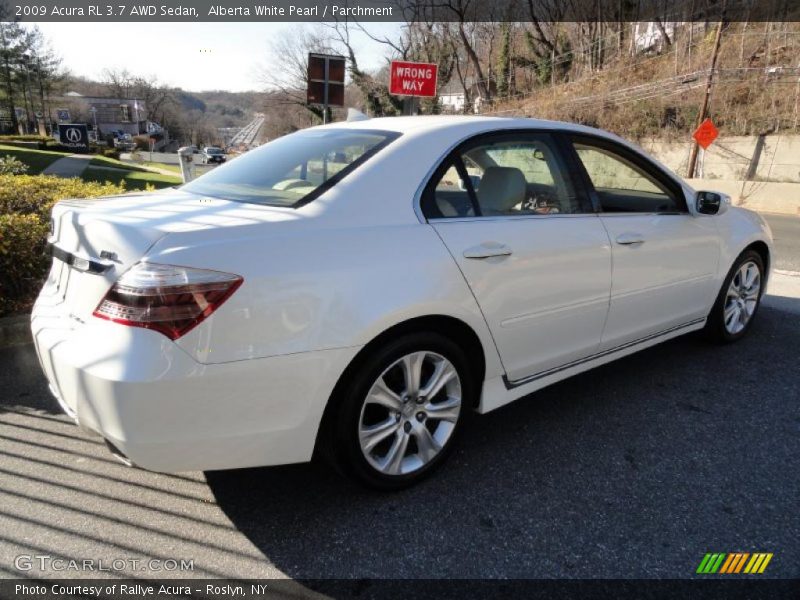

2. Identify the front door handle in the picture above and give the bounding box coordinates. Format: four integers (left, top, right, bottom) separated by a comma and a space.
463, 242, 513, 259
615, 233, 646, 245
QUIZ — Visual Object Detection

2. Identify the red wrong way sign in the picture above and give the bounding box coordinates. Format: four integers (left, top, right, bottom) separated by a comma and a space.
390, 60, 438, 97
693, 118, 719, 149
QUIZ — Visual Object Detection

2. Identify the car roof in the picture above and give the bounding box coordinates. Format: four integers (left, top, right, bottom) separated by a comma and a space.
314, 115, 629, 146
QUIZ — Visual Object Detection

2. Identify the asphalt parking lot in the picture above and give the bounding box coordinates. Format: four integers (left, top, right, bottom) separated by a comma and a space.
0, 215, 798, 582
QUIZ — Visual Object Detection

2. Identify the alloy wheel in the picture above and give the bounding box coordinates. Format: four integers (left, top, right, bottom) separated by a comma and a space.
723, 260, 761, 335
358, 351, 462, 476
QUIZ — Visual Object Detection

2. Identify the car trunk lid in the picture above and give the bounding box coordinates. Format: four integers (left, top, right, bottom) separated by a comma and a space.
40, 189, 298, 325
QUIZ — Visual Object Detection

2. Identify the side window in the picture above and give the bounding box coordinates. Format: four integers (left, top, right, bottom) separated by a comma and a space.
422, 134, 582, 219
427, 159, 477, 218
573, 142, 683, 213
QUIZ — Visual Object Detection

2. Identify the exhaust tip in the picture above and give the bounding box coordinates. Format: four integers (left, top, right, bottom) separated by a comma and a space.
104, 439, 134, 467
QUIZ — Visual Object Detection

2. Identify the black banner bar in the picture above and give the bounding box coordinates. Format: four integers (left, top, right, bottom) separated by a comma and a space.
1, 579, 799, 600
1, 0, 799, 23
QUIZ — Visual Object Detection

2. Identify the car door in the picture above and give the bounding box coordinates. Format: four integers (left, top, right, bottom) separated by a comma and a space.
422, 131, 612, 384
566, 135, 720, 350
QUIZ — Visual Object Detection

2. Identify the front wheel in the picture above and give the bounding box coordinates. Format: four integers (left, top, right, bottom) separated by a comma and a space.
704, 250, 765, 343
324, 333, 474, 490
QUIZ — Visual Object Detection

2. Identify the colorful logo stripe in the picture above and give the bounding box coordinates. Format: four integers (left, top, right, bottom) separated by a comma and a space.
697, 552, 773, 574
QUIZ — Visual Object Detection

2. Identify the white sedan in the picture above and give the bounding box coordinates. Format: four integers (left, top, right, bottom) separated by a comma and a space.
32, 116, 773, 489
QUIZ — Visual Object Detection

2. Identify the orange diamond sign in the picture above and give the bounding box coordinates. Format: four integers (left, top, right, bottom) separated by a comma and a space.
693, 118, 719, 149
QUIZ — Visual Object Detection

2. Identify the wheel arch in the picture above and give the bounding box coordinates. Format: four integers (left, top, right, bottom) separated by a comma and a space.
745, 240, 771, 283
313, 314, 487, 457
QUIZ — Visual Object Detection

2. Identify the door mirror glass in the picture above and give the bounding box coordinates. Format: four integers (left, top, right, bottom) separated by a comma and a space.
696, 190, 729, 215
459, 174, 481, 191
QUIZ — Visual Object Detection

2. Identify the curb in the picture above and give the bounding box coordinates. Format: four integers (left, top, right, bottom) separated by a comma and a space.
0, 315, 32, 348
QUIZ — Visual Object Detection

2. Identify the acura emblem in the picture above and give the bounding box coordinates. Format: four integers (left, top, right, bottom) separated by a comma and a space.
65, 127, 81, 142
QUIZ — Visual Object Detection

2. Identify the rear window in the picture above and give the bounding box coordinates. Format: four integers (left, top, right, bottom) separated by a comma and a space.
183, 128, 400, 207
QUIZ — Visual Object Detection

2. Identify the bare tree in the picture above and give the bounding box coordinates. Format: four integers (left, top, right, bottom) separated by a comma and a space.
440, 0, 492, 101
258, 26, 333, 120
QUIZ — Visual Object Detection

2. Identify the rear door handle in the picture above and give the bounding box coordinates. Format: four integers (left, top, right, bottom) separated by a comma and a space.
615, 233, 646, 245
463, 242, 513, 259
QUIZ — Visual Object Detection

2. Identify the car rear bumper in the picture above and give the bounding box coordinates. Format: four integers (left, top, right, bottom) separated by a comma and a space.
31, 302, 359, 472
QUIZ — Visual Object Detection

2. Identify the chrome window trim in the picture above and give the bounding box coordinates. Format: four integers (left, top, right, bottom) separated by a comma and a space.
595, 211, 689, 217
428, 213, 601, 224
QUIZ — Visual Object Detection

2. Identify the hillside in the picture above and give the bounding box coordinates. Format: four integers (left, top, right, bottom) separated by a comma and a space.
485, 22, 800, 140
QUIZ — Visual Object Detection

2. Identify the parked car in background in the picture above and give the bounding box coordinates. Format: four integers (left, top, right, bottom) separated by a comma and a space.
202, 146, 226, 164
32, 116, 773, 490
113, 133, 135, 151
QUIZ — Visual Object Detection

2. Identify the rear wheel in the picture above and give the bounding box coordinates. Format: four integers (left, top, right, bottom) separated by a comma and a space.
704, 250, 765, 343
324, 332, 474, 490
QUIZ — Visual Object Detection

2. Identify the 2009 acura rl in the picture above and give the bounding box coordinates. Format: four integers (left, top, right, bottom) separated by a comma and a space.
32, 116, 773, 489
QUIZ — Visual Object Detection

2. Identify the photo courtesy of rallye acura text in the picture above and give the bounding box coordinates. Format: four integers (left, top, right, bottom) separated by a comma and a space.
32, 115, 773, 489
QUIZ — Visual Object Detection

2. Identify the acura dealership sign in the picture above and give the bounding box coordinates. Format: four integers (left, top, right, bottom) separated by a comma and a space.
58, 124, 89, 151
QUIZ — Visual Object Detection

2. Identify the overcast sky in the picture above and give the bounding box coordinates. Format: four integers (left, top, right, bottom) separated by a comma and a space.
32, 22, 403, 93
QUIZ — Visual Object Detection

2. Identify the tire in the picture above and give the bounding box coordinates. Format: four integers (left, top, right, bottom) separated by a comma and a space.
323, 332, 475, 490
703, 249, 765, 343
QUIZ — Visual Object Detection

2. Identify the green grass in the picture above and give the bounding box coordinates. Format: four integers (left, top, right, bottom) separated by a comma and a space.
0, 142, 182, 189
89, 155, 151, 172
143, 161, 181, 173
81, 166, 182, 191
90, 156, 183, 176
0, 143, 68, 174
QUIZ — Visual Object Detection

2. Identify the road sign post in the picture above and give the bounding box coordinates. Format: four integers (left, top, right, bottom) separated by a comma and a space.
690, 118, 719, 179
307, 53, 346, 124
692, 118, 719, 150
389, 60, 438, 115
687, 19, 724, 178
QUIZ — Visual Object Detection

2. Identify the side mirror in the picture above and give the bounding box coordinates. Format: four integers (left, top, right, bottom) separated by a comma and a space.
459, 174, 481, 191
695, 190, 730, 216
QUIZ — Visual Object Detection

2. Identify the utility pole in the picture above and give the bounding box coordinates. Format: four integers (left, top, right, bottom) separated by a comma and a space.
687, 17, 725, 178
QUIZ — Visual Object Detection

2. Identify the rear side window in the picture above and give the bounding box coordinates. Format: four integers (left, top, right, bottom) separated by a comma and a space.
422, 132, 583, 219
183, 129, 399, 207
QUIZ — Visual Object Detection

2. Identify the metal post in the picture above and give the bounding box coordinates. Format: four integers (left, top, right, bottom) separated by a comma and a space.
177, 146, 195, 183
687, 16, 725, 178
323, 58, 329, 125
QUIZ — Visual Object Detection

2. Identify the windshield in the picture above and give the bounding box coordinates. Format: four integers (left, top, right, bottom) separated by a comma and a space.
206, 148, 223, 154
184, 128, 400, 207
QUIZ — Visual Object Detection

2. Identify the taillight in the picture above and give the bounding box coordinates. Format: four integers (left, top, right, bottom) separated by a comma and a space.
93, 262, 243, 340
